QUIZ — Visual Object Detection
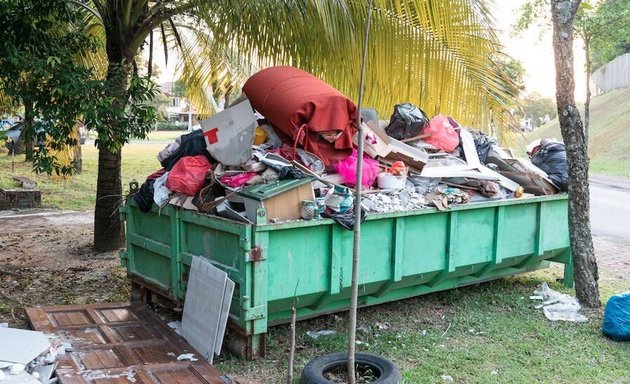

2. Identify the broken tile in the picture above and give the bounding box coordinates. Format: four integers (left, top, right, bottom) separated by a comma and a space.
0, 328, 50, 365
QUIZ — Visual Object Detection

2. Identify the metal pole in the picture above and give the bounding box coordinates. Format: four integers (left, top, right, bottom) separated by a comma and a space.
348, 1, 372, 382
287, 303, 296, 384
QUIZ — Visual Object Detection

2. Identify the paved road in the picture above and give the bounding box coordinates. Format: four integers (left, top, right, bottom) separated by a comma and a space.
590, 175, 630, 244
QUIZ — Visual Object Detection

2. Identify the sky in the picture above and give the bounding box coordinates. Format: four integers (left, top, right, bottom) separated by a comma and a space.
492, 0, 587, 101
153, 1, 588, 102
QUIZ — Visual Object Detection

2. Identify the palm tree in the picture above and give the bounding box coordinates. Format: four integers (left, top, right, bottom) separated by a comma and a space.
75, 0, 519, 252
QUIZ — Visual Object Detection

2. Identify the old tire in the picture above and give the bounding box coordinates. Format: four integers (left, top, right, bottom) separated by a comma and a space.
300, 352, 401, 384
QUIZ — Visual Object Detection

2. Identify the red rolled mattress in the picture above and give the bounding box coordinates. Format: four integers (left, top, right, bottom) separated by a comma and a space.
242, 66, 358, 165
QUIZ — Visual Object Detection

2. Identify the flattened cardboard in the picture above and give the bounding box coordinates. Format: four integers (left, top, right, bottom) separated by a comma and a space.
356, 121, 430, 170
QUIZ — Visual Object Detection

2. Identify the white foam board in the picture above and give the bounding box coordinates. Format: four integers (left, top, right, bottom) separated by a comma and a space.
0, 328, 50, 364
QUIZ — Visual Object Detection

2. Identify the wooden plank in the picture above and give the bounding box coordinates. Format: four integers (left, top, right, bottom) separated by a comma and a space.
26, 302, 228, 384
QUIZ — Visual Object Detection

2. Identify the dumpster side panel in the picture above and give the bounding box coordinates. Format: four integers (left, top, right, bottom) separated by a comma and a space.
500, 204, 538, 257
259, 196, 571, 325
541, 199, 570, 251
401, 213, 448, 275
125, 204, 174, 292
452, 207, 495, 268
265, 225, 336, 301
123, 195, 571, 358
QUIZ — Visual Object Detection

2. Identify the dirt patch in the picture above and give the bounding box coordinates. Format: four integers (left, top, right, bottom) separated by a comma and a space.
0, 211, 130, 327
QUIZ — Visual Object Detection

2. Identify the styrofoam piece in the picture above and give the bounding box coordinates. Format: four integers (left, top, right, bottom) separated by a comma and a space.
180, 256, 234, 364
0, 328, 50, 364
33, 362, 57, 383
377, 173, 406, 189
0, 371, 41, 384
201, 99, 256, 165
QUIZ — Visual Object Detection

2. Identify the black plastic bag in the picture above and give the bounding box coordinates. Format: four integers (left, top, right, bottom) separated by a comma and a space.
385, 103, 429, 140
531, 142, 569, 192
278, 166, 305, 180
323, 207, 366, 230
469, 130, 497, 163
134, 179, 156, 213
161, 130, 215, 171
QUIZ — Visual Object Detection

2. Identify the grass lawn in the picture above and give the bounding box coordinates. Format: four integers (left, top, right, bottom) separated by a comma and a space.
215, 266, 629, 383
0, 139, 168, 210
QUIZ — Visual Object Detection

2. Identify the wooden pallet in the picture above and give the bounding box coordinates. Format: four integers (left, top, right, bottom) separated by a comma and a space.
26, 302, 230, 384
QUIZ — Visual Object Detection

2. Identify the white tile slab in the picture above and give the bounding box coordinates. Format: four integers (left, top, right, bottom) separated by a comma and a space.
180, 256, 234, 363
0, 328, 50, 364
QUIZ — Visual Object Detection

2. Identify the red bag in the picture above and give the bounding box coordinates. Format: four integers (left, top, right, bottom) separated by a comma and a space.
166, 155, 212, 196
424, 114, 459, 152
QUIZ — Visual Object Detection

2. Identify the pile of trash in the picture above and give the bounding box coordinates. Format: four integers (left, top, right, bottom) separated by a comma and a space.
0, 324, 69, 383
131, 66, 568, 226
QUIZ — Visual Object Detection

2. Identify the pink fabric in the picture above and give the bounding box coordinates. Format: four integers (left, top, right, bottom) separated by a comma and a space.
336, 150, 380, 188
220, 172, 257, 188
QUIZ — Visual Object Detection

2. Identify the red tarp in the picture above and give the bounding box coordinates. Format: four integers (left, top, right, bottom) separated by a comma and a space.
242, 66, 358, 166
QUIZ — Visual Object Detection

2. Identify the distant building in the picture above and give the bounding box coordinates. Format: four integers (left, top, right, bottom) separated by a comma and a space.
519, 117, 533, 132
159, 82, 200, 127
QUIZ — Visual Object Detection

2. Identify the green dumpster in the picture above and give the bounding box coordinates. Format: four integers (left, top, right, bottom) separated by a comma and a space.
120, 194, 572, 358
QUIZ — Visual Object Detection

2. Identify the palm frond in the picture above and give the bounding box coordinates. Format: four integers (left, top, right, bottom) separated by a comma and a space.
77, 0, 519, 142
193, 0, 518, 141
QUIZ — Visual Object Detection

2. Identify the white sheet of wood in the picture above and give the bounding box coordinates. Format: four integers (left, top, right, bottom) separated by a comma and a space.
459, 129, 482, 168
181, 256, 234, 363
0, 327, 50, 364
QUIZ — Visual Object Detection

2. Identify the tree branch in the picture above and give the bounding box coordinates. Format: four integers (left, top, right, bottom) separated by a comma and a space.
129, 0, 150, 27
129, 2, 196, 53
68, 0, 103, 22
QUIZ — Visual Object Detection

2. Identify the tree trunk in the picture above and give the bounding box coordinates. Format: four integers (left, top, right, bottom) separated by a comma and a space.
73, 124, 82, 174
23, 99, 34, 160
584, 36, 591, 148
551, 0, 600, 308
94, 144, 122, 251
93, 47, 131, 252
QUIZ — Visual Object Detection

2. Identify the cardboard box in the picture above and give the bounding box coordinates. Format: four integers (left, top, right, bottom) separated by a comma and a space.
238, 178, 315, 223
354, 121, 430, 170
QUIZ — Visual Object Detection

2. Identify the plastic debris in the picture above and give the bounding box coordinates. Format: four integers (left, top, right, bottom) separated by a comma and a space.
602, 291, 630, 341
375, 322, 391, 331
531, 283, 588, 323
176, 353, 198, 362
306, 330, 336, 339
